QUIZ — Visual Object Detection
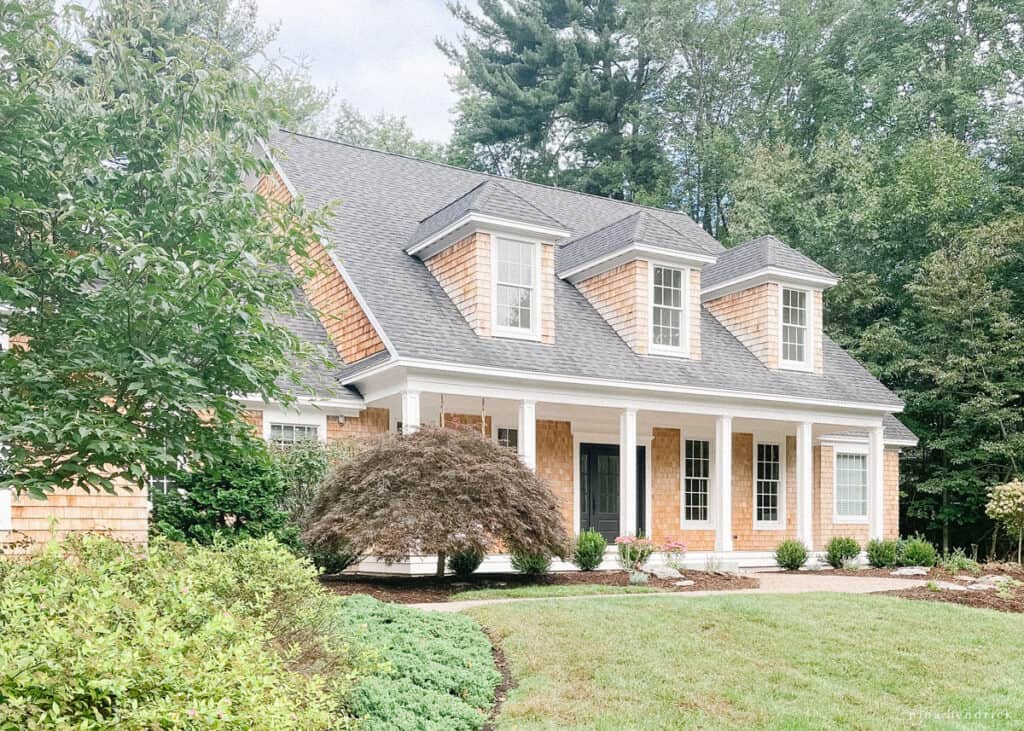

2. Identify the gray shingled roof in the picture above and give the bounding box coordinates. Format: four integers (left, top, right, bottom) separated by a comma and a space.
557, 210, 717, 275
407, 179, 567, 250
822, 414, 919, 446
703, 235, 837, 289
267, 130, 905, 416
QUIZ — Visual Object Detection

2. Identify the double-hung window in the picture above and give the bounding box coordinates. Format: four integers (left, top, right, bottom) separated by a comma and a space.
781, 288, 810, 368
651, 265, 686, 354
270, 423, 319, 447
835, 452, 868, 521
494, 238, 537, 337
682, 439, 710, 524
755, 443, 783, 527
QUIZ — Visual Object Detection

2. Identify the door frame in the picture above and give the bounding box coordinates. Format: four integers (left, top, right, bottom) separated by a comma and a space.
573, 430, 653, 538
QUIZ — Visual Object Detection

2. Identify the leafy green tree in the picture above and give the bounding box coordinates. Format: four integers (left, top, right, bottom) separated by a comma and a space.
327, 100, 446, 160
442, 0, 671, 200
0, 0, 324, 496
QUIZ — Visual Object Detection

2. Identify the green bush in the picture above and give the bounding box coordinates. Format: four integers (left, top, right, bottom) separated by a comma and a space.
336, 595, 500, 730
152, 444, 296, 547
573, 529, 607, 571
448, 548, 486, 579
825, 536, 861, 568
898, 535, 938, 567
511, 550, 552, 576
867, 539, 899, 568
774, 539, 808, 570
0, 535, 347, 729
939, 548, 981, 575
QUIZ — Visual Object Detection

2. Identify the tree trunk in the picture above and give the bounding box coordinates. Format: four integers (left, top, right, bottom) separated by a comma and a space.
436, 551, 446, 579
942, 487, 950, 555
1018, 527, 1022, 565
990, 523, 1000, 562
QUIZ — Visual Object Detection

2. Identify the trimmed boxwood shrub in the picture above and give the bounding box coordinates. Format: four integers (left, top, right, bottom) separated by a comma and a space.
448, 548, 485, 579
511, 550, 552, 576
898, 535, 938, 567
867, 539, 899, 568
774, 539, 808, 570
825, 536, 861, 568
573, 529, 607, 571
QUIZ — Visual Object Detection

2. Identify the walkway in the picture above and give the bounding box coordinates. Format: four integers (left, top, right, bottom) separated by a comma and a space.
410, 571, 928, 612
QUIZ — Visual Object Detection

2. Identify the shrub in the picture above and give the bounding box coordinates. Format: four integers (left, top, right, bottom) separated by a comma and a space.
336, 595, 500, 730
987, 480, 1024, 563
573, 529, 607, 571
305, 427, 568, 577
152, 444, 296, 547
774, 539, 808, 570
448, 548, 486, 579
615, 535, 655, 571
825, 537, 861, 568
867, 539, 899, 568
0, 535, 347, 729
663, 538, 688, 569
939, 548, 980, 575
898, 535, 938, 567
511, 550, 552, 576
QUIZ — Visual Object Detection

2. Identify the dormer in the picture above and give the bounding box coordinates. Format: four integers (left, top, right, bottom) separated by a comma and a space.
701, 236, 838, 375
557, 212, 717, 359
406, 181, 570, 344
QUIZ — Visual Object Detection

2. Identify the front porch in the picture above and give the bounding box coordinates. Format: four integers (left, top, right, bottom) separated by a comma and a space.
345, 372, 901, 574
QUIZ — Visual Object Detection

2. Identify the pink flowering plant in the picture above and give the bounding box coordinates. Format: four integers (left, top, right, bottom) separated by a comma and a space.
615, 534, 655, 571
663, 538, 688, 570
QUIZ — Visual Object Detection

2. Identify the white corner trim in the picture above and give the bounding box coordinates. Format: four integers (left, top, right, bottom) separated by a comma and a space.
0, 488, 11, 532
701, 268, 838, 302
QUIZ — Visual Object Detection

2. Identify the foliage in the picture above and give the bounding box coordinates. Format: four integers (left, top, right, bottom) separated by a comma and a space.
0, 535, 348, 729
938, 548, 981, 576
824, 537, 861, 569
335, 594, 499, 730
511, 551, 552, 576
987, 480, 1024, 563
303, 427, 569, 577
662, 539, 688, 570
448, 549, 486, 580
898, 536, 938, 567
573, 529, 607, 571
866, 539, 899, 569
774, 539, 808, 570
615, 535, 655, 572
152, 444, 295, 546
0, 0, 328, 497
272, 440, 362, 572
328, 100, 446, 160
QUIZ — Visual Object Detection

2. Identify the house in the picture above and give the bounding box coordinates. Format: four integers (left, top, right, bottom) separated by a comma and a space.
245, 129, 917, 571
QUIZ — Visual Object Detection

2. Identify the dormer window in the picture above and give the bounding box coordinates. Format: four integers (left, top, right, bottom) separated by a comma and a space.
650, 263, 687, 356
780, 287, 811, 370
494, 236, 540, 339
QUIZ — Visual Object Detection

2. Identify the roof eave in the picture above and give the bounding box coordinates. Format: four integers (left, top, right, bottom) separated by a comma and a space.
701, 267, 840, 301
405, 212, 572, 260
559, 244, 718, 283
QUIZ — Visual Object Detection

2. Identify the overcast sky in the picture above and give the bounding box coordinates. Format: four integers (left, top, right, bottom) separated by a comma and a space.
257, 0, 466, 143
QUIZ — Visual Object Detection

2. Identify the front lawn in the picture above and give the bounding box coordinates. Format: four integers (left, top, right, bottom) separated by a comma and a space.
470, 593, 1024, 729
450, 584, 661, 600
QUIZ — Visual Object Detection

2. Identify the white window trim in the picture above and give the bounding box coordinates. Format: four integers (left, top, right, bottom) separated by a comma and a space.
753, 439, 787, 530
833, 444, 870, 524
779, 286, 814, 372
491, 234, 543, 341
491, 422, 519, 450
260, 404, 328, 445
680, 434, 712, 529
0, 332, 9, 351
648, 261, 690, 358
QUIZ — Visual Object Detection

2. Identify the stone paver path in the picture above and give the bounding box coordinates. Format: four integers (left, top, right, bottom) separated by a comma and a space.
409, 570, 928, 612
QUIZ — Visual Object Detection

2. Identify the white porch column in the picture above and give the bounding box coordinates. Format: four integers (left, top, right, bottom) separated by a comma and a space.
868, 425, 885, 540
619, 408, 638, 536
796, 421, 814, 549
517, 400, 537, 471
400, 390, 420, 434
714, 415, 733, 552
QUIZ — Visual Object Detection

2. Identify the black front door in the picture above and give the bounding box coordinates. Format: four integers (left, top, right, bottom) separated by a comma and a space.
580, 444, 647, 542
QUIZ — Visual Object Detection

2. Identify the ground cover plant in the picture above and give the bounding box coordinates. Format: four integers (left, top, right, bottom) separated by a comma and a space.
334, 595, 500, 730
470, 593, 1024, 729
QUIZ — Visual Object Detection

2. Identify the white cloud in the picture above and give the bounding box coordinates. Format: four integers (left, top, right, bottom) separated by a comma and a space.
257, 0, 465, 142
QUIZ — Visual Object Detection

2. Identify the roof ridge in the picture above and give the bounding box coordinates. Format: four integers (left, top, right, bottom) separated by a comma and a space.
560, 209, 643, 248
274, 128, 715, 236
484, 179, 569, 230
416, 180, 488, 224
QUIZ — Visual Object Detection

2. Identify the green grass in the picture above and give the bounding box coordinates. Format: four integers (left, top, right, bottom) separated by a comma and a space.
469, 593, 1024, 730
450, 583, 661, 601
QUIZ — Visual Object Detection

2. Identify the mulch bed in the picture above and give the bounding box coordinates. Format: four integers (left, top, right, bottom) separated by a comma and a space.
320, 569, 758, 604
881, 585, 1024, 614
830, 564, 1024, 582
